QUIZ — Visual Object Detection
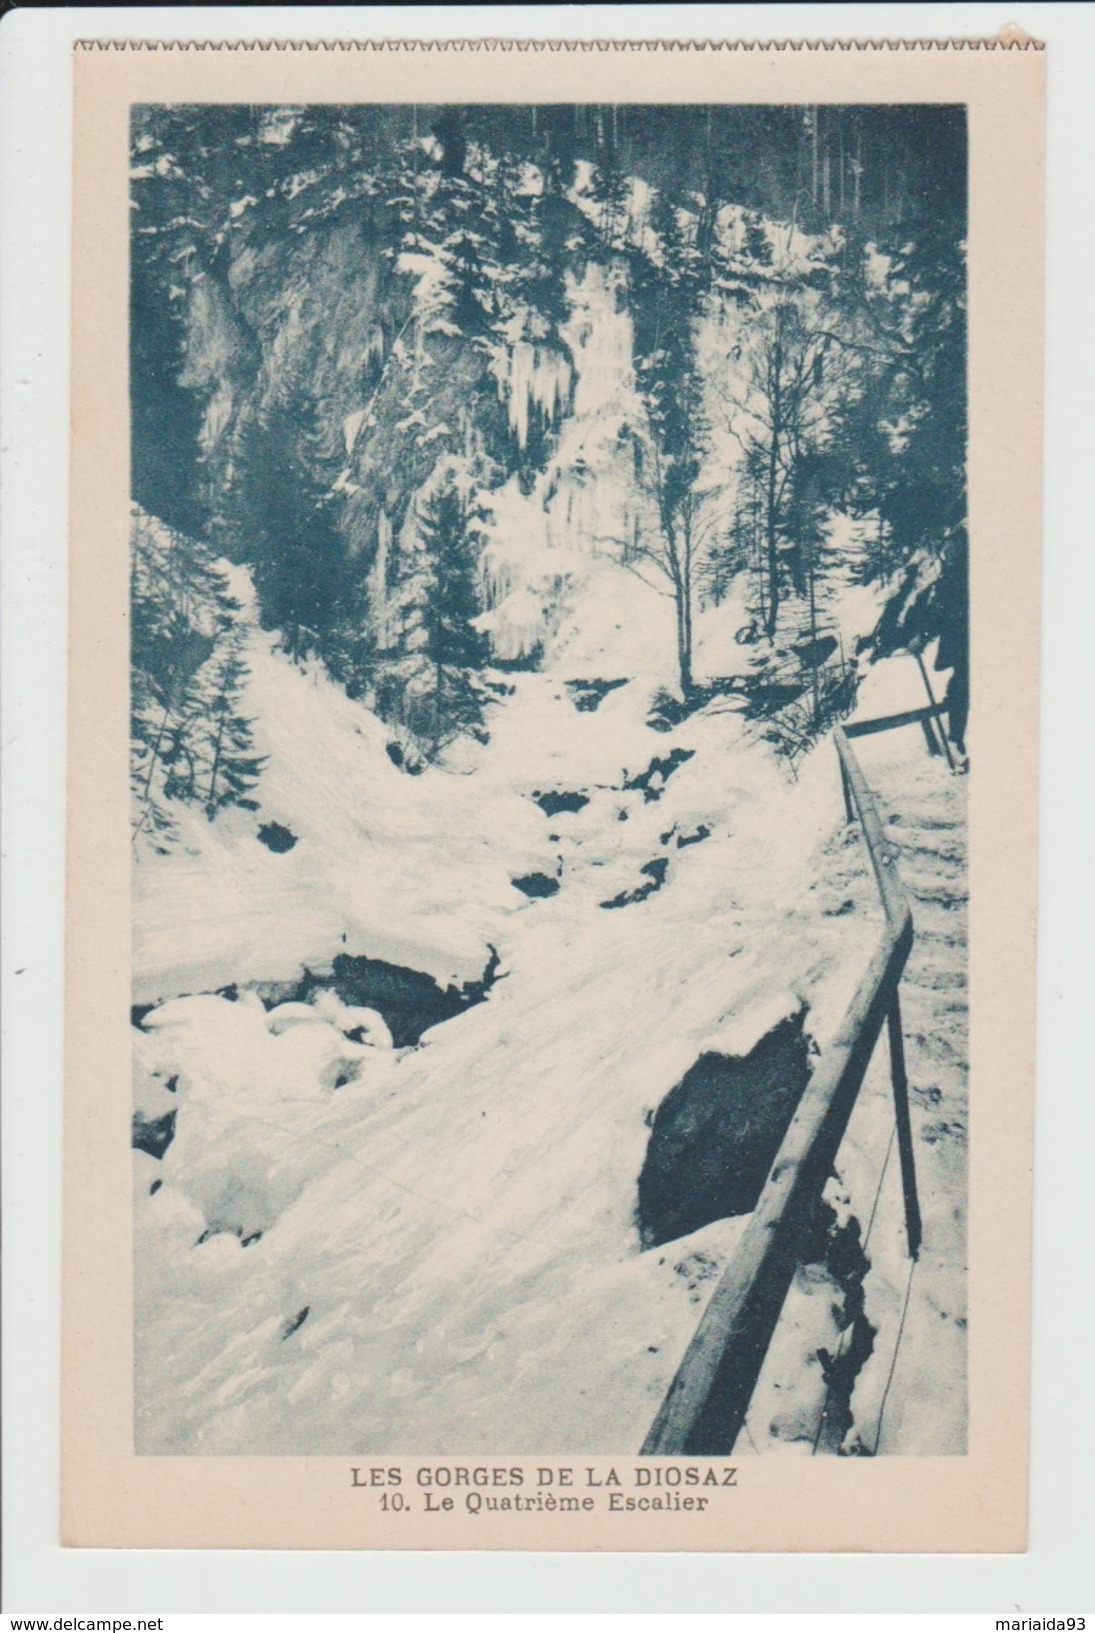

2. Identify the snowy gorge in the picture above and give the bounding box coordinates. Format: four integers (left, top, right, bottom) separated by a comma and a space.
129, 104, 969, 1457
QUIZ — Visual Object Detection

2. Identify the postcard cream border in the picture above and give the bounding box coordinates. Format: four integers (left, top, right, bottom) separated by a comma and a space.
63, 39, 1043, 1552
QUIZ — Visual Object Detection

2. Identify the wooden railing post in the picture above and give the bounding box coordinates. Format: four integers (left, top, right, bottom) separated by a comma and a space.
915, 652, 956, 772
886, 992, 922, 1260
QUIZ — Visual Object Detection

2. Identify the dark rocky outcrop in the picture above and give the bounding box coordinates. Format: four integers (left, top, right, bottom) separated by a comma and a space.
623, 748, 695, 802
532, 789, 590, 817
637, 1006, 813, 1248
677, 824, 710, 849
133, 1108, 178, 1161
600, 858, 668, 910
512, 872, 560, 900
565, 677, 628, 713
257, 821, 298, 853
285, 947, 501, 1048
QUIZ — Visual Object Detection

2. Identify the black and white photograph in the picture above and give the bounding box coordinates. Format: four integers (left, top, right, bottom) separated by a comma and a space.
127, 98, 972, 1462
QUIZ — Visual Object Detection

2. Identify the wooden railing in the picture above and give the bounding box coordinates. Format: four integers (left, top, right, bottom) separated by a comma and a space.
641, 716, 926, 1457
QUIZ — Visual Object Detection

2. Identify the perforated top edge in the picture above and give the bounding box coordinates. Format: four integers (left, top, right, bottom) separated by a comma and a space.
73, 35, 1045, 54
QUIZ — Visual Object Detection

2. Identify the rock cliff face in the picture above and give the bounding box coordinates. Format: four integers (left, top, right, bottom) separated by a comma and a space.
131, 103, 968, 788
147, 159, 649, 722
157, 179, 583, 696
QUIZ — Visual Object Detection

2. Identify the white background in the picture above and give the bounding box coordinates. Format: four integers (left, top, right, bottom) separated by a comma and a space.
2, 2, 1092, 1616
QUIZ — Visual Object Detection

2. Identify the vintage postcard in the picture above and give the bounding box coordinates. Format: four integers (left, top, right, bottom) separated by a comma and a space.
63, 36, 1043, 1551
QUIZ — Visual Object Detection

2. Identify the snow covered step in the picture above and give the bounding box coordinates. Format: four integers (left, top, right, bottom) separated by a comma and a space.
900, 971, 968, 1003
886, 809, 963, 834
837, 757, 967, 1457
896, 854, 965, 887
888, 835, 967, 865
907, 894, 967, 919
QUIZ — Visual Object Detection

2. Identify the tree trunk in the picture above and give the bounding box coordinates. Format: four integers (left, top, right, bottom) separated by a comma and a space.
751, 492, 768, 630
205, 703, 228, 815
669, 545, 695, 698
764, 435, 781, 637
133, 703, 173, 844
811, 106, 819, 209
142, 705, 172, 805
764, 327, 784, 638
807, 542, 821, 727
434, 651, 445, 758
683, 512, 696, 695
675, 565, 694, 696
676, 601, 693, 696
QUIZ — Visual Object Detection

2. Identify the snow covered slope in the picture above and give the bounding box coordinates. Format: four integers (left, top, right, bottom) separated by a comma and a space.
133, 600, 965, 1456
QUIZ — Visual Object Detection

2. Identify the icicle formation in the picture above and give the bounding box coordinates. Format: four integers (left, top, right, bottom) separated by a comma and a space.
475, 485, 579, 664
505, 341, 572, 452
475, 262, 646, 665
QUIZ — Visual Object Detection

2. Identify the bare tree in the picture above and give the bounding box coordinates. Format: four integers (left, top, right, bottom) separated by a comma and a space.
715, 283, 853, 638
616, 434, 724, 696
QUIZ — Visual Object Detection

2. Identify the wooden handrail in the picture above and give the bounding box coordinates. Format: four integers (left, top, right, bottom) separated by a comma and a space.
844, 702, 947, 741
641, 723, 921, 1456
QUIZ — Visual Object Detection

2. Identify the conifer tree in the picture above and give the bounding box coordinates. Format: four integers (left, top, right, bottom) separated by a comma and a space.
190, 633, 266, 817
871, 221, 967, 602
588, 139, 632, 252
384, 479, 490, 757
214, 397, 345, 662
130, 508, 263, 849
